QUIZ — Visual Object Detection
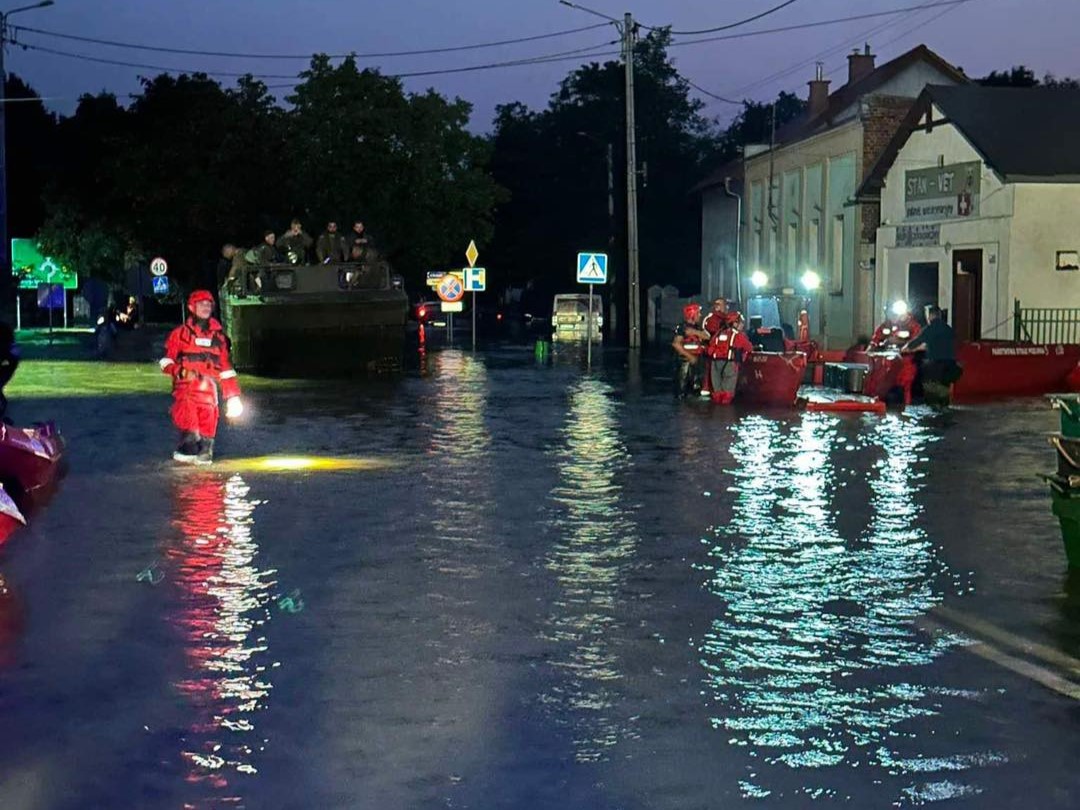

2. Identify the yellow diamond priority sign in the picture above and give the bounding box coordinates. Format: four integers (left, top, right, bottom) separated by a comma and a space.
465, 240, 479, 268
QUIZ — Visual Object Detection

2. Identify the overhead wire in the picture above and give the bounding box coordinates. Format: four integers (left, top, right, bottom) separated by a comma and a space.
10, 21, 612, 60
688, 0, 974, 107
640, 0, 803, 36
15, 38, 621, 84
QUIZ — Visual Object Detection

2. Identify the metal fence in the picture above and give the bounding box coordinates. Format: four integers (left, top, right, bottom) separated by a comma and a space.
1014, 299, 1080, 344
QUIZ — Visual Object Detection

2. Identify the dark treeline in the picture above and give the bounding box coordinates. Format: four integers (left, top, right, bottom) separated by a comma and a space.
4, 36, 1071, 309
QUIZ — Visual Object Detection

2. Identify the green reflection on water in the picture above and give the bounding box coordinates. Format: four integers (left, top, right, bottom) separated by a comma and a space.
699, 413, 989, 794
8, 361, 303, 398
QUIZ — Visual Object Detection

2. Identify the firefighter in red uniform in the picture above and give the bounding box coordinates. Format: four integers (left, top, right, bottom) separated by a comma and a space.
160, 290, 244, 464
868, 302, 922, 405
673, 302, 709, 398
869, 304, 921, 351
708, 312, 754, 405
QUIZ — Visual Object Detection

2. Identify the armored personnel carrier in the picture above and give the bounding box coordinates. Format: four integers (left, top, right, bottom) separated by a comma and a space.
220, 257, 408, 376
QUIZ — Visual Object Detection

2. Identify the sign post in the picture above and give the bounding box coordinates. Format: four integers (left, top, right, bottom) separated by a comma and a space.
437, 272, 465, 345
465, 240, 480, 352
576, 252, 608, 370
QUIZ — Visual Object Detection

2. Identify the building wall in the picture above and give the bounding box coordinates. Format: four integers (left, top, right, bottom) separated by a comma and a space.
700, 186, 740, 302
876, 110, 1015, 337
743, 122, 862, 347
1009, 184, 1080, 309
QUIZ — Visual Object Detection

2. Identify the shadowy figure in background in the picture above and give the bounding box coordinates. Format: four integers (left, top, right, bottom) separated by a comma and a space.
0, 323, 20, 422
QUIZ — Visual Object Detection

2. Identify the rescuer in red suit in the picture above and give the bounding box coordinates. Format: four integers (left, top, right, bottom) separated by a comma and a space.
869, 310, 921, 351
708, 312, 754, 405
160, 290, 243, 464
673, 302, 709, 398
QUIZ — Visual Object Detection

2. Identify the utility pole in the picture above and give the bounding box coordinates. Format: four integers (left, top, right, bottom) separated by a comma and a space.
560, 2, 641, 349
0, 1, 54, 291
622, 11, 641, 349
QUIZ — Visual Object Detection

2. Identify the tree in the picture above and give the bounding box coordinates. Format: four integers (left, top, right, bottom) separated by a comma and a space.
286, 56, 504, 284
488, 31, 724, 331
977, 65, 1080, 88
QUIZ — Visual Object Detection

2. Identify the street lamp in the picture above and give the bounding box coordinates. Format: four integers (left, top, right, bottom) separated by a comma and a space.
801, 270, 821, 291
0, 0, 55, 292
751, 270, 769, 290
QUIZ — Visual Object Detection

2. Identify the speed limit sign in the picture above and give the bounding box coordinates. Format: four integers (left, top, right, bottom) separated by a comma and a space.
150, 257, 168, 277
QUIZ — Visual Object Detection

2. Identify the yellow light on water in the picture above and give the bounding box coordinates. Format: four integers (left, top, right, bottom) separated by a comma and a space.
208, 455, 396, 474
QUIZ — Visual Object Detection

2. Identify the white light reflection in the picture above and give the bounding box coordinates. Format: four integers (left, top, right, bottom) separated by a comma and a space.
167, 473, 276, 804
540, 378, 638, 763
698, 413, 984, 799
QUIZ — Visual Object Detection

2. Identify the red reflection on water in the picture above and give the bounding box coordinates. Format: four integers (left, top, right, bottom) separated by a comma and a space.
166, 472, 274, 805
0, 571, 22, 670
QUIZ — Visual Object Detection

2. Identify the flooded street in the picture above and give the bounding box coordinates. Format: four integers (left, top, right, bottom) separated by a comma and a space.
1, 347, 1079, 808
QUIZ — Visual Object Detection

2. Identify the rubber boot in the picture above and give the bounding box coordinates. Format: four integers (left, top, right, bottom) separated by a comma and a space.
195, 438, 215, 466
173, 432, 201, 464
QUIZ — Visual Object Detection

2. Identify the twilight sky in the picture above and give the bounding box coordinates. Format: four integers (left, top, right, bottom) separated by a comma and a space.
5, 0, 1075, 130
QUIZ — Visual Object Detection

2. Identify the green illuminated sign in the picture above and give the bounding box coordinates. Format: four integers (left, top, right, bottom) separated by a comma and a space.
11, 239, 78, 290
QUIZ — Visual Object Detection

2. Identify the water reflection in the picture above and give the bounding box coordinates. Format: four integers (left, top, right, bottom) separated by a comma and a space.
166, 472, 276, 806
0, 571, 21, 670
541, 378, 637, 762
699, 413, 977, 797
425, 351, 492, 578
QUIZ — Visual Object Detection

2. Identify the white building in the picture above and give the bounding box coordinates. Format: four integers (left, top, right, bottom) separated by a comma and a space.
859, 85, 1080, 341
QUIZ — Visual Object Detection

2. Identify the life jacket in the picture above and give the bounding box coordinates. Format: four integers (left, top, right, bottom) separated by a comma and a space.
679, 321, 705, 354
709, 327, 748, 363
160, 318, 240, 400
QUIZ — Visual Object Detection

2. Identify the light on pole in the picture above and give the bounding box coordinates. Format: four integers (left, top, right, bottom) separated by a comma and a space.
0, 1, 55, 294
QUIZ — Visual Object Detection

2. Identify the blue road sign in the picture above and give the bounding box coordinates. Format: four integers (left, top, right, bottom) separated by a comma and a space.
577, 252, 608, 284
464, 267, 486, 292
36, 283, 64, 309
152, 276, 170, 295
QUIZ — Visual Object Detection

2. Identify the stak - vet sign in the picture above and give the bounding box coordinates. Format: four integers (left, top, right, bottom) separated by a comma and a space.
904, 161, 981, 222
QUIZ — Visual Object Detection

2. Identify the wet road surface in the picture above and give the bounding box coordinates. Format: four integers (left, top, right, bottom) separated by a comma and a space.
0, 346, 1079, 808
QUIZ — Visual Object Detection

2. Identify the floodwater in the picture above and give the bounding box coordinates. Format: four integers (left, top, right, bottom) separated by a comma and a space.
0, 346, 1079, 809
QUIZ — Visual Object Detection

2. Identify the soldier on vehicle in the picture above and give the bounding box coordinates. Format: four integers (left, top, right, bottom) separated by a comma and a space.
253, 230, 281, 265
316, 221, 348, 264
279, 219, 313, 265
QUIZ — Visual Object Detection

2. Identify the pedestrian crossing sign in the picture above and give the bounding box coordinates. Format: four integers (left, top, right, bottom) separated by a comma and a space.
577, 252, 608, 284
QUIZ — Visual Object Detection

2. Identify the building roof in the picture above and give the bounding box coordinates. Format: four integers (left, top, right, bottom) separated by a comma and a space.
859, 85, 1080, 198
692, 45, 965, 194
774, 45, 967, 145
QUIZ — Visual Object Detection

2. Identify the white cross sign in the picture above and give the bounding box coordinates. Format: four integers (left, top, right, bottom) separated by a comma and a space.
577, 252, 608, 284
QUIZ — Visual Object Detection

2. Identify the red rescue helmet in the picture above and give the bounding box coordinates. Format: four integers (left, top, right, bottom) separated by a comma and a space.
187, 289, 214, 313
683, 302, 702, 322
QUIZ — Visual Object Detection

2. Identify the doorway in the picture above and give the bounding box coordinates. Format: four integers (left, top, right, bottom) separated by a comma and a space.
951, 249, 983, 341
907, 262, 939, 323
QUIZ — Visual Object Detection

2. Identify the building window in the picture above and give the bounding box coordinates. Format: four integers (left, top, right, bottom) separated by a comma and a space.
768, 227, 778, 272
808, 219, 820, 268
830, 215, 844, 293
754, 228, 763, 265
787, 223, 798, 275
1057, 251, 1080, 271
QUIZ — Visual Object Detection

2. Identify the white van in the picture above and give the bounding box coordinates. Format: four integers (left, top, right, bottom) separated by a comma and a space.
552, 293, 603, 341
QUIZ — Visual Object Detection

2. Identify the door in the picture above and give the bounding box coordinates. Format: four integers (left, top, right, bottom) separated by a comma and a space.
907, 262, 939, 322
951, 249, 983, 341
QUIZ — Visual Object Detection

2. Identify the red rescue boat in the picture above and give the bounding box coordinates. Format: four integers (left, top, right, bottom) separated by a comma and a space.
736, 352, 807, 407
953, 342, 1080, 399
0, 487, 25, 549
0, 421, 65, 510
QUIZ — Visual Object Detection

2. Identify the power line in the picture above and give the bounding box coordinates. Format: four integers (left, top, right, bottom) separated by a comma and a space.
666, 0, 973, 50
641, 0, 803, 36
11, 21, 612, 60
684, 79, 741, 105
16, 38, 620, 83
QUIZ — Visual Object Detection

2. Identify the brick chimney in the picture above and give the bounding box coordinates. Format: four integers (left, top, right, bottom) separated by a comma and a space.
807, 62, 830, 118
847, 43, 875, 85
